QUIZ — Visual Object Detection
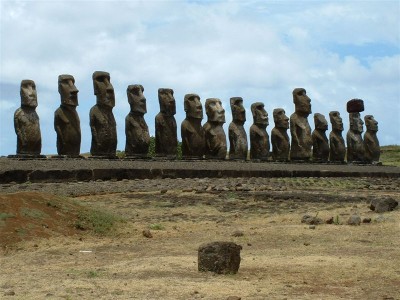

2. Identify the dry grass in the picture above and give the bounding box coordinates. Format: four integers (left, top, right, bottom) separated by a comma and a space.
1, 188, 399, 300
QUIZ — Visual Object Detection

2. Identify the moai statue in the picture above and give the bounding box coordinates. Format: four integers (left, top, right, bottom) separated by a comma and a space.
364, 115, 380, 163
13, 79, 43, 157
125, 84, 150, 158
203, 98, 227, 160
312, 113, 329, 162
155, 88, 177, 159
89, 71, 117, 158
228, 97, 248, 160
290, 88, 312, 161
54, 74, 81, 157
329, 111, 346, 163
346, 99, 365, 163
271, 108, 290, 161
181, 93, 205, 159
249, 102, 270, 161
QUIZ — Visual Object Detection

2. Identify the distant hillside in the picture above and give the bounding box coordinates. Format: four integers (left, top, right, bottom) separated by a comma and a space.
381, 145, 400, 167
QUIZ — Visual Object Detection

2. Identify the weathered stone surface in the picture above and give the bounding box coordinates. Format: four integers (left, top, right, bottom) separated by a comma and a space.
312, 113, 329, 162
198, 241, 242, 274
89, 71, 117, 158
181, 94, 205, 159
347, 111, 365, 163
364, 115, 380, 164
155, 88, 177, 158
14, 80, 42, 156
271, 108, 290, 161
370, 198, 398, 213
54, 74, 81, 157
125, 85, 150, 158
347, 215, 361, 225
204, 98, 227, 160
301, 214, 323, 225
249, 102, 269, 161
290, 88, 312, 161
229, 97, 248, 160
329, 111, 346, 162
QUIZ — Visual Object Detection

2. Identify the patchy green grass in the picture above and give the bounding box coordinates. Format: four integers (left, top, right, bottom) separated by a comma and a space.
381, 145, 400, 167
75, 209, 121, 234
19, 207, 49, 219
149, 223, 164, 230
0, 212, 15, 220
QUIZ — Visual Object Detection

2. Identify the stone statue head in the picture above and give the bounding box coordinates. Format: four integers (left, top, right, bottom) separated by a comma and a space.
364, 115, 378, 132
349, 112, 364, 133
314, 113, 328, 131
251, 102, 268, 127
20, 79, 37, 108
58, 74, 79, 107
329, 111, 343, 131
184, 93, 203, 119
230, 97, 246, 124
205, 98, 225, 123
158, 88, 176, 116
93, 71, 115, 108
293, 88, 311, 115
273, 108, 289, 129
127, 84, 146, 114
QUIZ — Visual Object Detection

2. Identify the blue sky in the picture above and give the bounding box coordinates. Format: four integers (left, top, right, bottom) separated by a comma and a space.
0, 0, 399, 155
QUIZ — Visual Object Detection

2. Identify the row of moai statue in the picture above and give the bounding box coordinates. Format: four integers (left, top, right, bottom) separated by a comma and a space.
11, 72, 380, 163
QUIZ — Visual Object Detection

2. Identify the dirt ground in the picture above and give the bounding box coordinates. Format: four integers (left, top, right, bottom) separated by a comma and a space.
1, 177, 399, 300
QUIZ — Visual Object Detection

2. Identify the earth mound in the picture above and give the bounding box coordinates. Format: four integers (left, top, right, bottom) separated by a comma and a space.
0, 192, 94, 247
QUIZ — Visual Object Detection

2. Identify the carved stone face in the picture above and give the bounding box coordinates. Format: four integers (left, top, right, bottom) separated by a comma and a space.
230, 97, 246, 123
127, 84, 146, 114
365, 115, 378, 132
58, 75, 78, 107
349, 112, 364, 133
293, 88, 311, 115
158, 88, 176, 116
20, 79, 37, 108
184, 93, 203, 119
205, 98, 225, 123
273, 108, 289, 129
251, 102, 268, 126
93, 71, 115, 108
329, 111, 343, 131
314, 113, 328, 130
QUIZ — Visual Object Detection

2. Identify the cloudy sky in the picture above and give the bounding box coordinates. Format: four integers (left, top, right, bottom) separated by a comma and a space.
0, 0, 399, 156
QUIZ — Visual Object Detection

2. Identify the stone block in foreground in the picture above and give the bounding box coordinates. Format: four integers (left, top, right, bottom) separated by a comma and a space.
198, 241, 242, 274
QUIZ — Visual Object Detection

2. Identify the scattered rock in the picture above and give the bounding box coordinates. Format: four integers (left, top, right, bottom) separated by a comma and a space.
325, 217, 334, 224
347, 215, 361, 226
370, 198, 398, 213
309, 225, 316, 229
303, 242, 310, 246
198, 241, 242, 274
160, 189, 168, 194
4, 291, 15, 296
231, 230, 244, 237
362, 217, 371, 223
301, 214, 323, 225
227, 296, 241, 300
142, 229, 153, 238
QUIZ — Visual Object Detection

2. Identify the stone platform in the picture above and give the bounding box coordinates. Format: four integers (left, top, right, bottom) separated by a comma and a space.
0, 157, 399, 183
